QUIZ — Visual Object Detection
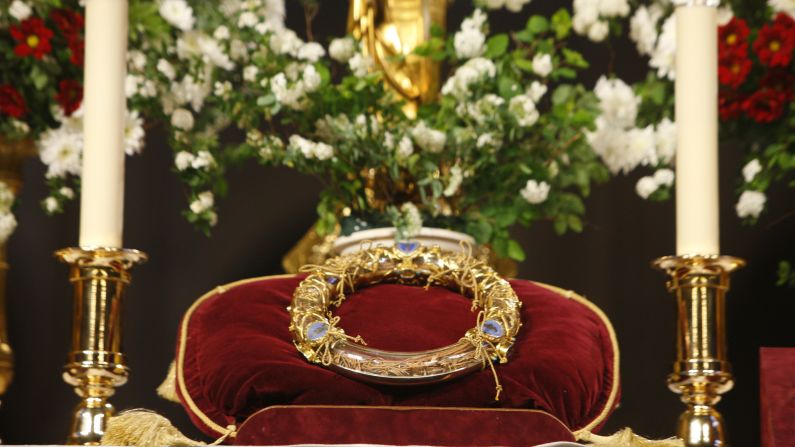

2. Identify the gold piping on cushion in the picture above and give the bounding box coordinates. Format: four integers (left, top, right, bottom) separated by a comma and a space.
532, 282, 621, 435
175, 275, 620, 438
157, 361, 180, 403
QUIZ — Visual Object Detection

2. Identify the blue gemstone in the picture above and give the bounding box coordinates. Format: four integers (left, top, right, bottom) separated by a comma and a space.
326, 276, 339, 285
481, 319, 505, 338
307, 321, 329, 341
397, 241, 419, 253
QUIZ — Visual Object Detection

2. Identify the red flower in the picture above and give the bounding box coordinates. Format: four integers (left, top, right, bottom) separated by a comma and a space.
719, 91, 744, 120
0, 85, 27, 118
718, 53, 752, 88
742, 89, 788, 123
718, 17, 750, 59
9, 17, 54, 60
753, 13, 795, 67
761, 70, 795, 100
67, 37, 84, 66
50, 9, 84, 38
55, 80, 83, 116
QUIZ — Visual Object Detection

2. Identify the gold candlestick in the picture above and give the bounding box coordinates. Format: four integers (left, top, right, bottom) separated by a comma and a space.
653, 255, 744, 447
55, 247, 147, 445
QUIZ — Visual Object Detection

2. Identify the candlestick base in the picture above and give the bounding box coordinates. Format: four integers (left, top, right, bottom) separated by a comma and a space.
653, 255, 744, 447
56, 247, 146, 445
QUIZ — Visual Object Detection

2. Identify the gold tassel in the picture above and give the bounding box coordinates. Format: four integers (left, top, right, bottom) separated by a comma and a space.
577, 428, 684, 447
157, 361, 181, 403
102, 409, 201, 447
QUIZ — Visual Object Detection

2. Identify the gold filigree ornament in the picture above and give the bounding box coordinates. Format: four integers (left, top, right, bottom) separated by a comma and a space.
289, 242, 522, 400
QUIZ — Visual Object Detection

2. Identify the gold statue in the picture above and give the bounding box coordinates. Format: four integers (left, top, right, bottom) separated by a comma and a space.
348, 0, 449, 117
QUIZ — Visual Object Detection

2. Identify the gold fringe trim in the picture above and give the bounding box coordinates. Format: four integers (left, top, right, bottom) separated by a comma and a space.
102, 409, 236, 447
102, 410, 201, 446
577, 428, 683, 447
157, 361, 180, 403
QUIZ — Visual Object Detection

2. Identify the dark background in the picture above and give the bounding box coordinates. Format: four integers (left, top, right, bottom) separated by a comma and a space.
1, 1, 793, 444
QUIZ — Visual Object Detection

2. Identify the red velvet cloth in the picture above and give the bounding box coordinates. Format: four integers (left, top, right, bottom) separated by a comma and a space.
175, 276, 618, 439
760, 347, 795, 447
234, 405, 577, 446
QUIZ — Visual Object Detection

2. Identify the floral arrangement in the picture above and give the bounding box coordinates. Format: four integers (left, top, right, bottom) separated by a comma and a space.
124, 0, 612, 261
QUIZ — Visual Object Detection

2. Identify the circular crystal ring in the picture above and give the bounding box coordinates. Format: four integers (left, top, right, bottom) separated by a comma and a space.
289, 243, 522, 386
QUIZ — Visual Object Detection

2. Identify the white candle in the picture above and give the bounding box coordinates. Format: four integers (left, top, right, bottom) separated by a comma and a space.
79, 0, 129, 248
675, 4, 720, 255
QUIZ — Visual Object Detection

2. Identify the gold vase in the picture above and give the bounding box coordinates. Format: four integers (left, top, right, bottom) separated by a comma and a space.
653, 255, 744, 447
56, 247, 147, 445
0, 137, 36, 401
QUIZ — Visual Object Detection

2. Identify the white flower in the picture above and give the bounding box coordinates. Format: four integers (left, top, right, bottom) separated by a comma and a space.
594, 76, 640, 128
454, 27, 486, 59
198, 35, 234, 70
527, 81, 547, 102
653, 168, 675, 187
125, 74, 141, 98
622, 125, 659, 170
297, 42, 325, 62
175, 151, 194, 170
717, 7, 734, 26
38, 128, 83, 178
441, 57, 495, 99
736, 190, 766, 219
443, 165, 464, 197
509, 94, 539, 127
520, 179, 550, 204
742, 159, 762, 183
191, 151, 216, 170
461, 9, 488, 30
171, 108, 195, 130
44, 197, 59, 214
349, 53, 373, 77
532, 53, 553, 77
288, 135, 334, 160
400, 202, 423, 239
269, 29, 303, 56
650, 16, 676, 80
58, 187, 74, 200
157, 59, 176, 80
302, 64, 321, 92
635, 176, 658, 199
588, 121, 656, 174
214, 81, 233, 98
587, 20, 609, 42
213, 25, 230, 40
477, 133, 501, 150
8, 0, 31, 20
189, 191, 215, 214
505, 0, 531, 12
173, 74, 209, 112
0, 184, 13, 210
410, 122, 446, 153
397, 135, 414, 159
329, 37, 356, 63
128, 50, 147, 71
630, 6, 660, 56
270, 73, 306, 110
229, 39, 249, 61
598, 0, 630, 18
243, 65, 259, 82
655, 118, 676, 164
124, 110, 145, 156
769, 0, 795, 18
10, 119, 29, 134
238, 11, 258, 28
0, 213, 17, 244
159, 0, 195, 31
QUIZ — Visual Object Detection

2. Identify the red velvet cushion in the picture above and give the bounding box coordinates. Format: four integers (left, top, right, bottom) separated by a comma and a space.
174, 275, 619, 439
760, 347, 795, 447
235, 405, 577, 446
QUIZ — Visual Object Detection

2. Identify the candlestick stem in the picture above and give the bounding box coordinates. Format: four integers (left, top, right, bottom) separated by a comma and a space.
653, 255, 744, 447
56, 247, 146, 445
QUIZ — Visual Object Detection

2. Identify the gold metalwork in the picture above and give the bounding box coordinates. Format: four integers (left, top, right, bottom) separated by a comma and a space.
289, 243, 521, 397
653, 255, 745, 447
349, 0, 449, 117
55, 247, 147, 445
0, 137, 36, 401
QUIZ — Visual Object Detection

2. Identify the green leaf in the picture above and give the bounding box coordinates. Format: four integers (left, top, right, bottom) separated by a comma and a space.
567, 215, 583, 232
30, 65, 48, 90
526, 16, 549, 35
562, 48, 588, 69
498, 76, 520, 99
554, 68, 577, 79
551, 85, 573, 105
466, 218, 493, 243
514, 58, 535, 72
485, 34, 510, 58
507, 239, 526, 261
551, 9, 572, 39
514, 29, 535, 43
